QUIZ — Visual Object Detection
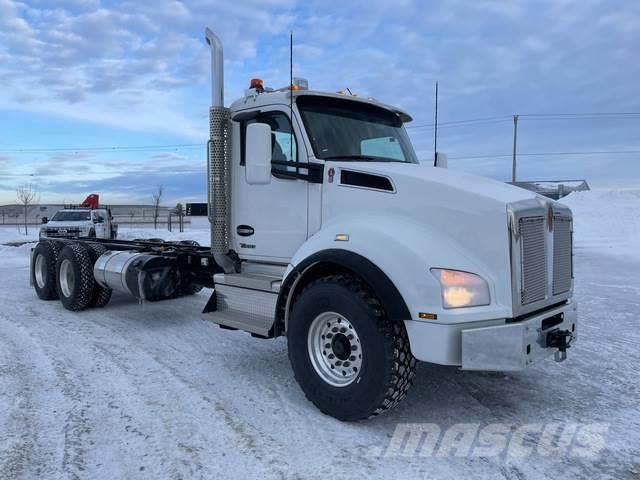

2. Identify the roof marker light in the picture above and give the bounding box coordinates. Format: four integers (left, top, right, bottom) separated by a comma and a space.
250, 78, 264, 92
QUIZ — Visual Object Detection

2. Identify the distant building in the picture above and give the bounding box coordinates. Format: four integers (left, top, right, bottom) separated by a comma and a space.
0, 203, 178, 225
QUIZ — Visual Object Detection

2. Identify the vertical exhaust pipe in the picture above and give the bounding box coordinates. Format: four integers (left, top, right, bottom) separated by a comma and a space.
205, 27, 235, 273
205, 28, 224, 107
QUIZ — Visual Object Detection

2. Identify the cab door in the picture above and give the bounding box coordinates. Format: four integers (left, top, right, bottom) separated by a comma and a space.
231, 108, 310, 263
92, 211, 107, 238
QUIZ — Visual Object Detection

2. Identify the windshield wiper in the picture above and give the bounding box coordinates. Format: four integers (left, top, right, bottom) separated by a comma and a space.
322, 155, 402, 162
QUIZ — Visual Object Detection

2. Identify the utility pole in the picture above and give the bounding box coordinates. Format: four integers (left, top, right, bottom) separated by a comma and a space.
511, 114, 519, 183
433, 81, 438, 164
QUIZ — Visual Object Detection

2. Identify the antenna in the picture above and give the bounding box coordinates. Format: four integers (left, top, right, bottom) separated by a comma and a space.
434, 81, 438, 165
289, 31, 294, 163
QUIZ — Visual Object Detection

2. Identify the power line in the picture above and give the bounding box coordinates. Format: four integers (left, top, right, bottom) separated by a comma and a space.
519, 116, 640, 121
408, 112, 640, 130
407, 115, 511, 129
450, 149, 640, 161
1, 143, 204, 154
519, 112, 640, 117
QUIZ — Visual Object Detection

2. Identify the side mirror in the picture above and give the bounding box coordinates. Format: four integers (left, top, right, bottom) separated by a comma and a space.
41, 217, 48, 224
245, 123, 272, 185
434, 152, 448, 169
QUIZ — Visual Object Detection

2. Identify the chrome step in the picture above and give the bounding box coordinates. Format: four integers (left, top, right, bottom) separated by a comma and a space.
202, 266, 284, 337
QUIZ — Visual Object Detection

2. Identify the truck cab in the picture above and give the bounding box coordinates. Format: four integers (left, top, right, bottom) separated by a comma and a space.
200, 28, 577, 420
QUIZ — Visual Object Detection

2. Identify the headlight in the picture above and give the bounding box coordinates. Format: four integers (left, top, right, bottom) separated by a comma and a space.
430, 269, 490, 309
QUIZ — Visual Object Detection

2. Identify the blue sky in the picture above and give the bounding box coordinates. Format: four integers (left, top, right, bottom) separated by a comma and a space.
1, 0, 639, 205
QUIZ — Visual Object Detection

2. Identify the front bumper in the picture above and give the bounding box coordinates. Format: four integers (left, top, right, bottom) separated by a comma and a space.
461, 301, 577, 370
405, 301, 578, 370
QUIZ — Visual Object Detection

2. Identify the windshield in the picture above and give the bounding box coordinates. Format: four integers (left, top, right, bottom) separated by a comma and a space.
51, 211, 91, 222
297, 96, 418, 163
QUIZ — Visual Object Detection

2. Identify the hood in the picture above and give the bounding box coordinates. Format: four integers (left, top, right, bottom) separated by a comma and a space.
321, 162, 544, 309
355, 162, 536, 204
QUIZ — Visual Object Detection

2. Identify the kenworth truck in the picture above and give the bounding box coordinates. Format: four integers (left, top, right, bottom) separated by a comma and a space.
29, 28, 576, 421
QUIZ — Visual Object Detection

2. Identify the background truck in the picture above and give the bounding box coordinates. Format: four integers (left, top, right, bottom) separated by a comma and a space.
40, 194, 118, 240
29, 27, 577, 421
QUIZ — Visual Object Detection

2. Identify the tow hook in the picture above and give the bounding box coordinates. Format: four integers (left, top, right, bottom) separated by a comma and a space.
546, 328, 574, 362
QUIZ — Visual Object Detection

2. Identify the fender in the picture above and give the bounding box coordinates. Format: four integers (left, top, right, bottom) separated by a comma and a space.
275, 214, 510, 334
275, 248, 411, 334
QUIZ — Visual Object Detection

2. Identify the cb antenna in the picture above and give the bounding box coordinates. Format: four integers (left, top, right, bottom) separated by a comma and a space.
289, 31, 294, 162
433, 81, 439, 165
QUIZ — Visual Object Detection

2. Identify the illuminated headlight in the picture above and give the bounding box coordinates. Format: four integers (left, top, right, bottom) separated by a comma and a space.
430, 269, 490, 309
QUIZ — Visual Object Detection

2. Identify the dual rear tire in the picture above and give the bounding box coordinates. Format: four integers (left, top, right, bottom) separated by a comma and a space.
32, 241, 63, 300
32, 240, 112, 311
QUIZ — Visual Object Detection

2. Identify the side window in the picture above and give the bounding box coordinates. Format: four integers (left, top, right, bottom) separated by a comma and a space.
360, 136, 404, 161
242, 112, 298, 173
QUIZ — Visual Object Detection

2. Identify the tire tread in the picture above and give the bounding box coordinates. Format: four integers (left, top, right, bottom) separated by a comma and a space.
290, 274, 416, 420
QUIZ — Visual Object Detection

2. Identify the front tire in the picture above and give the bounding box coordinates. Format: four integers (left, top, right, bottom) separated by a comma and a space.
288, 275, 416, 421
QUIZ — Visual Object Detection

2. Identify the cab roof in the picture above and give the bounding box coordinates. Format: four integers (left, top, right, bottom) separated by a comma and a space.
230, 89, 413, 123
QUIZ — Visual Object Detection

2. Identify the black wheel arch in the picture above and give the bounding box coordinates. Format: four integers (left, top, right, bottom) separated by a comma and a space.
274, 249, 411, 336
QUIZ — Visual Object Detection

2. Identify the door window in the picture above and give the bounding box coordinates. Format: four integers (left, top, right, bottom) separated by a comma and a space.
243, 112, 298, 173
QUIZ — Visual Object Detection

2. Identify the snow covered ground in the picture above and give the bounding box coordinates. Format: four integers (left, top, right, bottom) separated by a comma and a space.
1, 191, 639, 479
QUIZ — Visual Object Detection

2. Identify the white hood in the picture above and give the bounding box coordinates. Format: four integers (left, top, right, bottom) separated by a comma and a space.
321, 162, 544, 311
358, 162, 536, 204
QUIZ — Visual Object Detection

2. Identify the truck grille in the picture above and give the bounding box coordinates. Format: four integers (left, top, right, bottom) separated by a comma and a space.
45, 229, 80, 238
552, 216, 573, 294
519, 217, 547, 305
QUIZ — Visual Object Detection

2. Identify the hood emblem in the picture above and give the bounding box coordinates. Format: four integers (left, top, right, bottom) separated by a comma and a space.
547, 205, 554, 232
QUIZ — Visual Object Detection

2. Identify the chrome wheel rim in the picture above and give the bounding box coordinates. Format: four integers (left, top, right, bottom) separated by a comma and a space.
59, 259, 74, 298
307, 312, 363, 387
34, 254, 46, 289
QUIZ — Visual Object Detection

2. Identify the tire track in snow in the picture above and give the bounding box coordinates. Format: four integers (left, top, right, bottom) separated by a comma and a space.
9, 292, 291, 478
0, 311, 70, 480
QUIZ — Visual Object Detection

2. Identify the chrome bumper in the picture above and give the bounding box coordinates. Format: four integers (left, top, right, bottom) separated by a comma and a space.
461, 301, 578, 371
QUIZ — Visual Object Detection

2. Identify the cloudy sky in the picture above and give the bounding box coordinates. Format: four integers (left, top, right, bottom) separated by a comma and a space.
1, 0, 639, 205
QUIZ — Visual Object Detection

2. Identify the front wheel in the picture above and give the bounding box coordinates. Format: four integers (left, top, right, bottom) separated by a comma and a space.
287, 275, 416, 421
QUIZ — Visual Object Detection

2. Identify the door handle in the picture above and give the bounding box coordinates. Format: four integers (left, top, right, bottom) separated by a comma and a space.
237, 225, 255, 237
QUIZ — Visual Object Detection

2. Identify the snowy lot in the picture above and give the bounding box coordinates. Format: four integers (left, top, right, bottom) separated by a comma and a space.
1, 190, 639, 479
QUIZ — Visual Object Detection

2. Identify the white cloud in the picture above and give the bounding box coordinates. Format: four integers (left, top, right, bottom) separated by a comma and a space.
0, 0, 639, 202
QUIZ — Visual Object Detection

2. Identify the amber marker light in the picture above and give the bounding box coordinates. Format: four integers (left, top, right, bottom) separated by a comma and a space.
250, 78, 264, 89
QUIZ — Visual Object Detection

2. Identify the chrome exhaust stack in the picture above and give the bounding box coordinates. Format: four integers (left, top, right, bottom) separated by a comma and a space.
205, 27, 234, 273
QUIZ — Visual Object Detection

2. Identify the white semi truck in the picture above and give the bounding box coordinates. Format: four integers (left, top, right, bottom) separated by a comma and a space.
29, 28, 577, 421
